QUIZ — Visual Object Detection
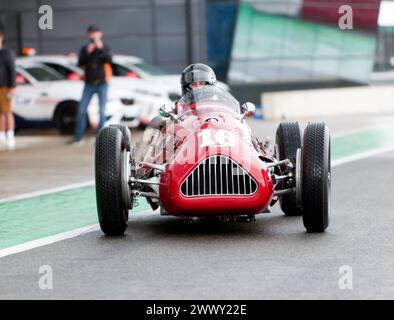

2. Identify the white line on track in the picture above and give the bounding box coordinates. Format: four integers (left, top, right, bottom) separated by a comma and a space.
0, 209, 155, 258
330, 124, 394, 138
0, 225, 99, 258
0, 180, 95, 204
331, 145, 394, 167
1, 137, 394, 259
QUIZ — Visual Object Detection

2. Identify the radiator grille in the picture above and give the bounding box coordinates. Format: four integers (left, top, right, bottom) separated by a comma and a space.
180, 156, 257, 197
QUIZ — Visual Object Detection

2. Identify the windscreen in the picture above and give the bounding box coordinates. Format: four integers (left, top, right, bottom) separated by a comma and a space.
177, 85, 240, 115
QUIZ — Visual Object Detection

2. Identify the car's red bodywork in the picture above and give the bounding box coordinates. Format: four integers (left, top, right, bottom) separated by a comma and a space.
96, 84, 330, 236
143, 100, 275, 217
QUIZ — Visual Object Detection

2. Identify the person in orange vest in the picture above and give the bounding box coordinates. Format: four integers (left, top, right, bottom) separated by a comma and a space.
69, 24, 112, 144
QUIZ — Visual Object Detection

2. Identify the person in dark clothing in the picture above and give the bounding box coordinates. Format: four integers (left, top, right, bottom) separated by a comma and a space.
69, 25, 112, 144
0, 30, 16, 150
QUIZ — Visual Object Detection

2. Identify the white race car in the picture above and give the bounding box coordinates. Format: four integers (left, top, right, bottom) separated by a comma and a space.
19, 55, 173, 127
14, 61, 140, 133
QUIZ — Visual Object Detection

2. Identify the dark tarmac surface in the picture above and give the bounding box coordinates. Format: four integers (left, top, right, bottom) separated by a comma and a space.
1, 115, 394, 299
1, 150, 393, 299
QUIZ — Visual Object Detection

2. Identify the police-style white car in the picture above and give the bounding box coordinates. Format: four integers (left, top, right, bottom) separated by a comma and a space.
19, 55, 174, 127
14, 61, 140, 133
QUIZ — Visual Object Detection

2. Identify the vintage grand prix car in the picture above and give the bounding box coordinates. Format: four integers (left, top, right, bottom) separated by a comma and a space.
95, 85, 331, 236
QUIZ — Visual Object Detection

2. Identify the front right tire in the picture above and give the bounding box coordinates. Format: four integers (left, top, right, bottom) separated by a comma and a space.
301, 122, 331, 233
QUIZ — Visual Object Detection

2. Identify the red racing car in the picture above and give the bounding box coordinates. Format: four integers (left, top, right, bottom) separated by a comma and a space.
95, 85, 331, 236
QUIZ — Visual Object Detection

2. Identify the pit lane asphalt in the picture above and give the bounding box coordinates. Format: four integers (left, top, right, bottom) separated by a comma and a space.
0, 149, 393, 299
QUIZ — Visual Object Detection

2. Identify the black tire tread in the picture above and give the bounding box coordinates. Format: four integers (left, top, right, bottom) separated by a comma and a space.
110, 124, 131, 151
302, 122, 330, 232
275, 122, 302, 216
95, 126, 128, 236
54, 102, 78, 135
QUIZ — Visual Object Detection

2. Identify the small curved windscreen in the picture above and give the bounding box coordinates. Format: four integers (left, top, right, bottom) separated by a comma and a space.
177, 85, 240, 114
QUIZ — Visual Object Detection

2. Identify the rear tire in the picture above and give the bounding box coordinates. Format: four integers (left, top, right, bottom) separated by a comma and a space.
301, 122, 331, 233
95, 126, 129, 236
110, 124, 132, 151
275, 122, 302, 216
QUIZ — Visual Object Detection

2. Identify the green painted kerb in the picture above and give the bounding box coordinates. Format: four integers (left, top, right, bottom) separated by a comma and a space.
1, 125, 394, 250
332, 126, 394, 160
0, 187, 149, 250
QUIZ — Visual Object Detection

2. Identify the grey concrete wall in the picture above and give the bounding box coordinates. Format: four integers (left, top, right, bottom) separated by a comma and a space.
0, 0, 207, 73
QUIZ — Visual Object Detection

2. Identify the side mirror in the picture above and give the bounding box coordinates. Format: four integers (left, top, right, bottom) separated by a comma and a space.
241, 102, 255, 117
159, 104, 174, 118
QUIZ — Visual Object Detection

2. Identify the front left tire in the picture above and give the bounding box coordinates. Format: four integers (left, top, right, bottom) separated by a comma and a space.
95, 126, 131, 236
110, 124, 132, 151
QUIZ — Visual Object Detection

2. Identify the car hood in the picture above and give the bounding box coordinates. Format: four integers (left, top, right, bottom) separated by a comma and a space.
111, 77, 169, 98
149, 75, 180, 93
34, 80, 83, 98
38, 80, 130, 101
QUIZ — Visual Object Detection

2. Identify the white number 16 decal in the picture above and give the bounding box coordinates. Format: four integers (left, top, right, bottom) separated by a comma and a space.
199, 129, 237, 148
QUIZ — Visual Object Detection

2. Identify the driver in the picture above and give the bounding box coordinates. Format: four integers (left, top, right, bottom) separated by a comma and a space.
180, 63, 216, 95
138, 64, 217, 162
176, 63, 217, 115
149, 63, 217, 129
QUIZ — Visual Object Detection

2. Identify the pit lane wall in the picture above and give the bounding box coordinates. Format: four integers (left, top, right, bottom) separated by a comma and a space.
261, 85, 394, 120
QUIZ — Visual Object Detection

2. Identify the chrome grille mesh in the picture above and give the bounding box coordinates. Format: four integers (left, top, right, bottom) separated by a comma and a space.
180, 156, 257, 196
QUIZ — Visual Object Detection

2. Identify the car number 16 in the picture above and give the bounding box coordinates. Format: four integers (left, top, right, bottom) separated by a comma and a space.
199, 129, 237, 148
